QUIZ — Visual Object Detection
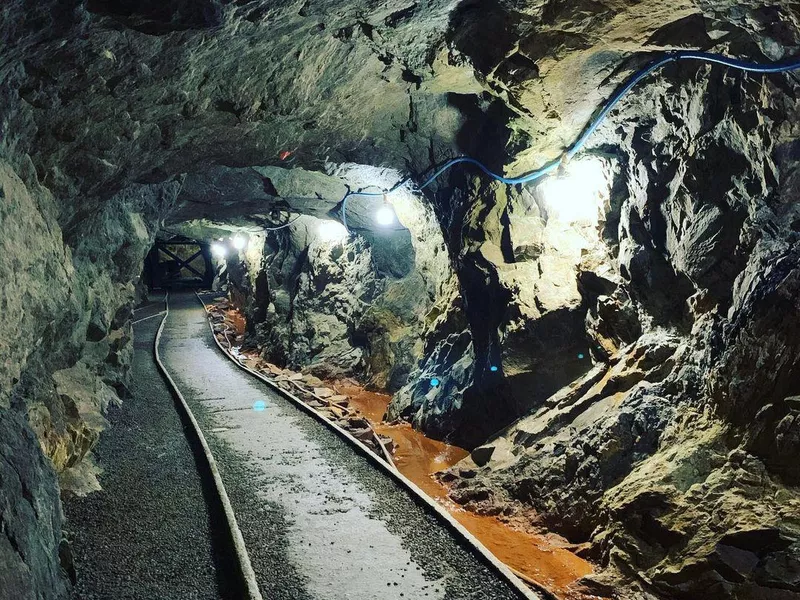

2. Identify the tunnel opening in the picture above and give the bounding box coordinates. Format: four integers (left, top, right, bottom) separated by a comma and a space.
142, 235, 214, 289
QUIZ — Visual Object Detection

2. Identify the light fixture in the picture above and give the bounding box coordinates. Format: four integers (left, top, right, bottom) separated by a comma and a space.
375, 194, 396, 226
210, 242, 226, 258
375, 205, 396, 226
317, 220, 348, 242
232, 235, 247, 251
489, 365, 499, 372
537, 158, 608, 224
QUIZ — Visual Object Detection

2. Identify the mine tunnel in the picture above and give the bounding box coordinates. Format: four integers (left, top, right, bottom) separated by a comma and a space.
2, 2, 800, 600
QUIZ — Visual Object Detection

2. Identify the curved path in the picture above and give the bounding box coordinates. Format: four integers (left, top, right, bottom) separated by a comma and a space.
65, 297, 241, 599
159, 291, 534, 600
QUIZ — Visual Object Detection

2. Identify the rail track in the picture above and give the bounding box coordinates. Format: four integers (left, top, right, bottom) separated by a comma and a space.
153, 292, 263, 600
152, 290, 546, 600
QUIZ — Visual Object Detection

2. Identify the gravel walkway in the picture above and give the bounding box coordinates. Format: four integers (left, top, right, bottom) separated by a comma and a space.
160, 291, 531, 600
64, 305, 240, 600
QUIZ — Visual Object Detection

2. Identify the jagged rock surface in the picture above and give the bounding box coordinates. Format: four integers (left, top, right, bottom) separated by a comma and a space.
0, 158, 172, 597
3, 1, 800, 599
444, 62, 800, 598
216, 166, 455, 391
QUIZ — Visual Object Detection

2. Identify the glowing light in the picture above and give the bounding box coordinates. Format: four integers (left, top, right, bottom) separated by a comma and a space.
232, 235, 247, 251
430, 378, 440, 388
253, 400, 266, 411
537, 158, 608, 224
578, 353, 585, 359
490, 365, 499, 372
211, 242, 227, 258
317, 220, 348, 242
375, 205, 396, 226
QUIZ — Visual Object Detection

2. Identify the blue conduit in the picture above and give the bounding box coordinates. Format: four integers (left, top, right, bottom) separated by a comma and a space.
335, 50, 800, 232
263, 214, 302, 231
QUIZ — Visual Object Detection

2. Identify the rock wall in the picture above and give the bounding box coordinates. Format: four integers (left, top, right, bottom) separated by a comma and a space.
440, 62, 800, 598
381, 3, 800, 454
220, 166, 456, 392
0, 157, 174, 597
387, 160, 617, 446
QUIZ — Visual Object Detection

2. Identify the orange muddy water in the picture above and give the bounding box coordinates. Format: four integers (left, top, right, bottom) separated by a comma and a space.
336, 382, 596, 600
216, 300, 597, 599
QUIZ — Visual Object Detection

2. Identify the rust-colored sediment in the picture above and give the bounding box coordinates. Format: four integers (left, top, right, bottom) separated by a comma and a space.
223, 308, 247, 336
212, 299, 598, 599
337, 382, 596, 600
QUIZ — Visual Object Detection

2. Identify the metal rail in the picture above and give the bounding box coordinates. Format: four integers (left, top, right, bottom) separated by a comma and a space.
193, 291, 548, 600
153, 293, 264, 600
208, 306, 397, 468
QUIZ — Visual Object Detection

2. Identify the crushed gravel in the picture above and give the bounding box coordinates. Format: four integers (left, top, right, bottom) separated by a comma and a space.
161, 291, 529, 600
63, 314, 241, 600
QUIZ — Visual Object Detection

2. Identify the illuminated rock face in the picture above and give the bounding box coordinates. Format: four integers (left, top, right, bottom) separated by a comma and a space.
442, 69, 800, 598
221, 212, 453, 391
3, 1, 800, 599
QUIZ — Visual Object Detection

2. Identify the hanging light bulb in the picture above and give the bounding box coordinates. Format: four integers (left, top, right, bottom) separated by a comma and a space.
537, 158, 608, 224
210, 242, 227, 258
232, 235, 247, 251
375, 205, 396, 226
375, 194, 396, 226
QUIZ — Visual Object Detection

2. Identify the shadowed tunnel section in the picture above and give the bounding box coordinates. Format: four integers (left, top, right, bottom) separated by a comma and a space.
86, 0, 224, 33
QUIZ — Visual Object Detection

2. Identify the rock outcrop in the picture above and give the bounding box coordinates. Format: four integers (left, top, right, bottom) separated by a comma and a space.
441, 56, 800, 598
0, 157, 172, 597
207, 165, 456, 391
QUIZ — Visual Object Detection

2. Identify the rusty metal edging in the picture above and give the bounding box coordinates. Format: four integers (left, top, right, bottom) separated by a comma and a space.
194, 291, 546, 600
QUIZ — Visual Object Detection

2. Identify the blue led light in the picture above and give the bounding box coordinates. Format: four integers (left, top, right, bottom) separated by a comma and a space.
430, 378, 440, 388
490, 365, 498, 372
253, 400, 267, 411
578, 353, 585, 360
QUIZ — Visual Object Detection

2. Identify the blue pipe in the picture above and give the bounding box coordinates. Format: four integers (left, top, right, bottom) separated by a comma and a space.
416, 51, 800, 190
567, 50, 800, 160
332, 50, 800, 232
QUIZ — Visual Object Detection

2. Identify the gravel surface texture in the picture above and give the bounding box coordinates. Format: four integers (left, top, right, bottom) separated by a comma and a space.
160, 291, 531, 600
64, 302, 240, 600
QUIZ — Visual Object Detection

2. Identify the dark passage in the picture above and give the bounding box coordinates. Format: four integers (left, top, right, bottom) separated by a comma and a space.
63, 299, 239, 599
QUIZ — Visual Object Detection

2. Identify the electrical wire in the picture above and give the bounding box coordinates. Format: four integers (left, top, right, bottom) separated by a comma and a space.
567, 50, 800, 159
261, 214, 302, 230
411, 51, 800, 191
340, 178, 409, 231
328, 50, 800, 232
